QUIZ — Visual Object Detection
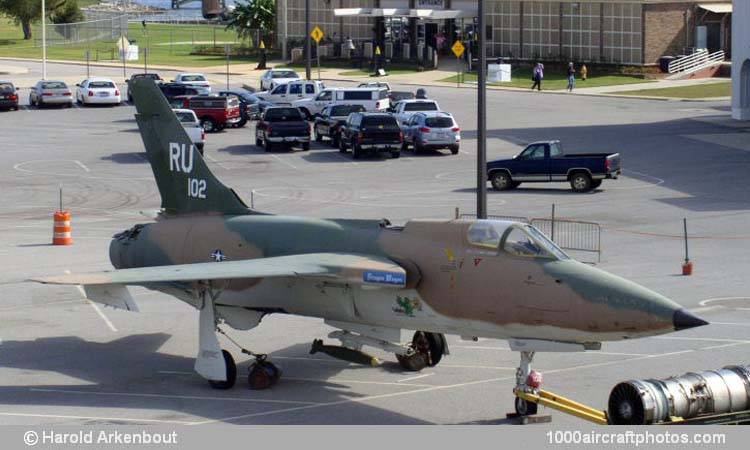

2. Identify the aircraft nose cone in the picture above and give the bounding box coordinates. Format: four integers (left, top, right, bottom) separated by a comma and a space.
672, 308, 709, 331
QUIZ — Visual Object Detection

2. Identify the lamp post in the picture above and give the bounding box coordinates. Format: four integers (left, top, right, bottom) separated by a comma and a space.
305, 0, 311, 80
42, 0, 47, 79
477, 0, 487, 219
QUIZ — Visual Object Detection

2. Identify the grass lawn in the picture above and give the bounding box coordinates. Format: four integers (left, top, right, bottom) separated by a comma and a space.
281, 60, 421, 76
0, 19, 258, 67
441, 69, 652, 90
338, 68, 421, 76
611, 81, 732, 99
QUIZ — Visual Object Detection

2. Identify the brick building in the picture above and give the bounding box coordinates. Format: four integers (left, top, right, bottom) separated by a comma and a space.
276, 0, 732, 66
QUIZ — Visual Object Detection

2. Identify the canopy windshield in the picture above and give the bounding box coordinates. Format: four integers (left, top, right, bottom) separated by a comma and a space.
467, 220, 569, 260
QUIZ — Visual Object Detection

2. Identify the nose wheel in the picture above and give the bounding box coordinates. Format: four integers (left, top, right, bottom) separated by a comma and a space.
513, 351, 540, 416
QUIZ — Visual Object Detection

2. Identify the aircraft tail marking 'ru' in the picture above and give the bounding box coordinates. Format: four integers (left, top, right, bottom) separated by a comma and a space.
130, 78, 250, 216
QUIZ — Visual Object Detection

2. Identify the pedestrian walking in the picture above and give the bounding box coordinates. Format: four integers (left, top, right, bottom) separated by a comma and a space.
567, 62, 576, 92
531, 62, 544, 91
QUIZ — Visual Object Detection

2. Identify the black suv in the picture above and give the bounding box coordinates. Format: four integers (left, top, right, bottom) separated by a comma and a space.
158, 83, 200, 103
338, 112, 403, 159
314, 104, 366, 147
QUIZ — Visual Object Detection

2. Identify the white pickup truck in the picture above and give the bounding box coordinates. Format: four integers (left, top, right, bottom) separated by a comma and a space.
254, 80, 326, 107
173, 109, 206, 153
390, 99, 441, 126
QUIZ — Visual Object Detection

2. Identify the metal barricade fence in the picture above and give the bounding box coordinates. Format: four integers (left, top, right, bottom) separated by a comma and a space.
459, 214, 530, 224
530, 218, 601, 262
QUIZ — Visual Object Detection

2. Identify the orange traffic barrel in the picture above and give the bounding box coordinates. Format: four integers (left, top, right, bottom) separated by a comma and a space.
53, 210, 73, 245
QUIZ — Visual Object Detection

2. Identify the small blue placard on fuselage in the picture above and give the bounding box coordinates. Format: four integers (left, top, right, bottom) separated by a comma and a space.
363, 271, 405, 286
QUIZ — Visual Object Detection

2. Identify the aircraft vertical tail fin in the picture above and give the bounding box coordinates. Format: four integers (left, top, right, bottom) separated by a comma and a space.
130, 78, 250, 216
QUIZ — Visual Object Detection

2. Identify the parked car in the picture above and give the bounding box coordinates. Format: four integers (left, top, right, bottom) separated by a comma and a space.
259, 69, 301, 91
255, 80, 326, 109
173, 108, 206, 153
158, 83, 201, 103
293, 87, 389, 118
338, 112, 403, 159
486, 140, 621, 192
402, 112, 460, 155
388, 90, 415, 104
75, 77, 121, 106
126, 73, 163, 102
217, 89, 270, 125
0, 80, 19, 111
28, 80, 73, 108
313, 104, 366, 147
172, 73, 211, 95
390, 99, 440, 126
255, 106, 311, 152
178, 95, 241, 132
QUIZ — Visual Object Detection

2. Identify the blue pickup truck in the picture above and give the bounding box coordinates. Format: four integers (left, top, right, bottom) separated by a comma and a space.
487, 141, 621, 192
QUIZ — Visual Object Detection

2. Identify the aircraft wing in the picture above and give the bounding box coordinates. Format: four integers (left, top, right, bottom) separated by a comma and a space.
31, 253, 408, 289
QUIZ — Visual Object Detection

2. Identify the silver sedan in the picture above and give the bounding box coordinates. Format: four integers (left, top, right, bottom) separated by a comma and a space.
29, 80, 74, 108
402, 111, 461, 155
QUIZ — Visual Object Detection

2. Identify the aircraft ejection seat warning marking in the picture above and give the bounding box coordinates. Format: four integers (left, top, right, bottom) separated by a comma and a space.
311, 26, 324, 44
363, 271, 405, 286
451, 41, 465, 58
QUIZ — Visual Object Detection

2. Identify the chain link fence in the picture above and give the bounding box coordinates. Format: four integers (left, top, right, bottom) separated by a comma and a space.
30, 11, 128, 47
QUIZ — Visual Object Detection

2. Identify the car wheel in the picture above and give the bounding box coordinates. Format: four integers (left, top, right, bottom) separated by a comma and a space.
490, 171, 513, 191
201, 118, 216, 133
352, 142, 362, 159
256, 137, 263, 147
390, 150, 400, 159
264, 137, 273, 152
302, 142, 310, 151
590, 179, 602, 190
314, 128, 322, 142
401, 141, 409, 152
414, 141, 424, 154
570, 172, 592, 192
450, 145, 459, 155
331, 133, 340, 148
235, 118, 247, 128
338, 135, 347, 153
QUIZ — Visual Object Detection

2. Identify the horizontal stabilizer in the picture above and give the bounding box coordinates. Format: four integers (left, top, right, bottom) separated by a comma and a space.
31, 253, 408, 289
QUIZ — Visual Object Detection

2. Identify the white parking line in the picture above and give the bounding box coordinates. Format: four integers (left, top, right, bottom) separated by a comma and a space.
397, 372, 434, 383
75, 285, 117, 332
284, 377, 433, 388
204, 154, 230, 171
0, 411, 198, 425
73, 160, 90, 172
270, 154, 299, 170
30, 388, 320, 406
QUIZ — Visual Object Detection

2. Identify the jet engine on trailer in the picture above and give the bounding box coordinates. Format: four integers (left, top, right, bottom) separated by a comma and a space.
608, 364, 750, 424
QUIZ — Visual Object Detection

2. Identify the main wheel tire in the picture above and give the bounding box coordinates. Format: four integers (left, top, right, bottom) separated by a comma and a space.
590, 179, 602, 189
397, 332, 444, 371
449, 145, 459, 155
207, 350, 237, 390
570, 172, 592, 192
248, 361, 282, 390
302, 142, 310, 151
201, 118, 217, 133
264, 137, 273, 152
515, 397, 538, 416
352, 143, 362, 160
490, 171, 513, 191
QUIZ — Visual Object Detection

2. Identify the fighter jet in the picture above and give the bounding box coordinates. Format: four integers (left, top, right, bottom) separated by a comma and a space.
33, 78, 708, 416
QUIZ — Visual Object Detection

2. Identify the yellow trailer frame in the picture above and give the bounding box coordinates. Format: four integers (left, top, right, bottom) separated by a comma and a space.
515, 389, 609, 425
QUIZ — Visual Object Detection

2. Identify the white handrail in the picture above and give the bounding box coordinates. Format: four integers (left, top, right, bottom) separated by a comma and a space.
668, 50, 724, 74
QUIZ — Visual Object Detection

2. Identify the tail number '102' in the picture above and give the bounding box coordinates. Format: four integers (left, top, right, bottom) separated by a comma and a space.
188, 178, 206, 199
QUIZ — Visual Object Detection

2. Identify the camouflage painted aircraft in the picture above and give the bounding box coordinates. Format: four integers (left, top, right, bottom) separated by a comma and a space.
34, 79, 707, 415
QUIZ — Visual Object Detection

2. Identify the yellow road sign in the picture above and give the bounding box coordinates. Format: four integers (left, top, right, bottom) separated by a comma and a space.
310, 26, 324, 44
375, 45, 381, 56
259, 40, 266, 50
451, 41, 465, 58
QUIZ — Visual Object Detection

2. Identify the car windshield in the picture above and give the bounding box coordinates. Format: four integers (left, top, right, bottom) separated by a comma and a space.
89, 81, 115, 88
41, 81, 67, 89
134, 74, 160, 80
331, 105, 365, 116
272, 70, 298, 79
181, 75, 206, 82
362, 116, 399, 130
425, 117, 453, 128
265, 108, 303, 121
175, 111, 196, 123
390, 91, 414, 101
0, 83, 13, 92
404, 102, 438, 112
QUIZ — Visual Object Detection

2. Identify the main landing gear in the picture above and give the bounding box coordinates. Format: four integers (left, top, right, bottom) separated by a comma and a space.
513, 351, 540, 416
396, 331, 446, 372
196, 283, 281, 391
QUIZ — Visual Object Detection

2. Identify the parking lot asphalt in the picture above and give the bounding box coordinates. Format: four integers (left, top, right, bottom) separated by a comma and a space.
1, 59, 750, 426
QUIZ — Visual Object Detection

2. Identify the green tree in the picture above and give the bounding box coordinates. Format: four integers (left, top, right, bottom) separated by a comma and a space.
50, 0, 84, 25
225, 0, 275, 46
0, 0, 72, 40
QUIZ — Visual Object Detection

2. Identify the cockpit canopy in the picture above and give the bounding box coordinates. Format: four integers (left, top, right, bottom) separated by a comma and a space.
467, 220, 569, 260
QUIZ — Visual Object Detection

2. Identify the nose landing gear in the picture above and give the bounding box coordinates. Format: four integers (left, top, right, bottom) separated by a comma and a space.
513, 351, 539, 416
216, 327, 282, 390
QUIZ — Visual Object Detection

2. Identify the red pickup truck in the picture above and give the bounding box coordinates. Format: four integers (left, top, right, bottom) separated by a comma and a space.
177, 95, 241, 132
